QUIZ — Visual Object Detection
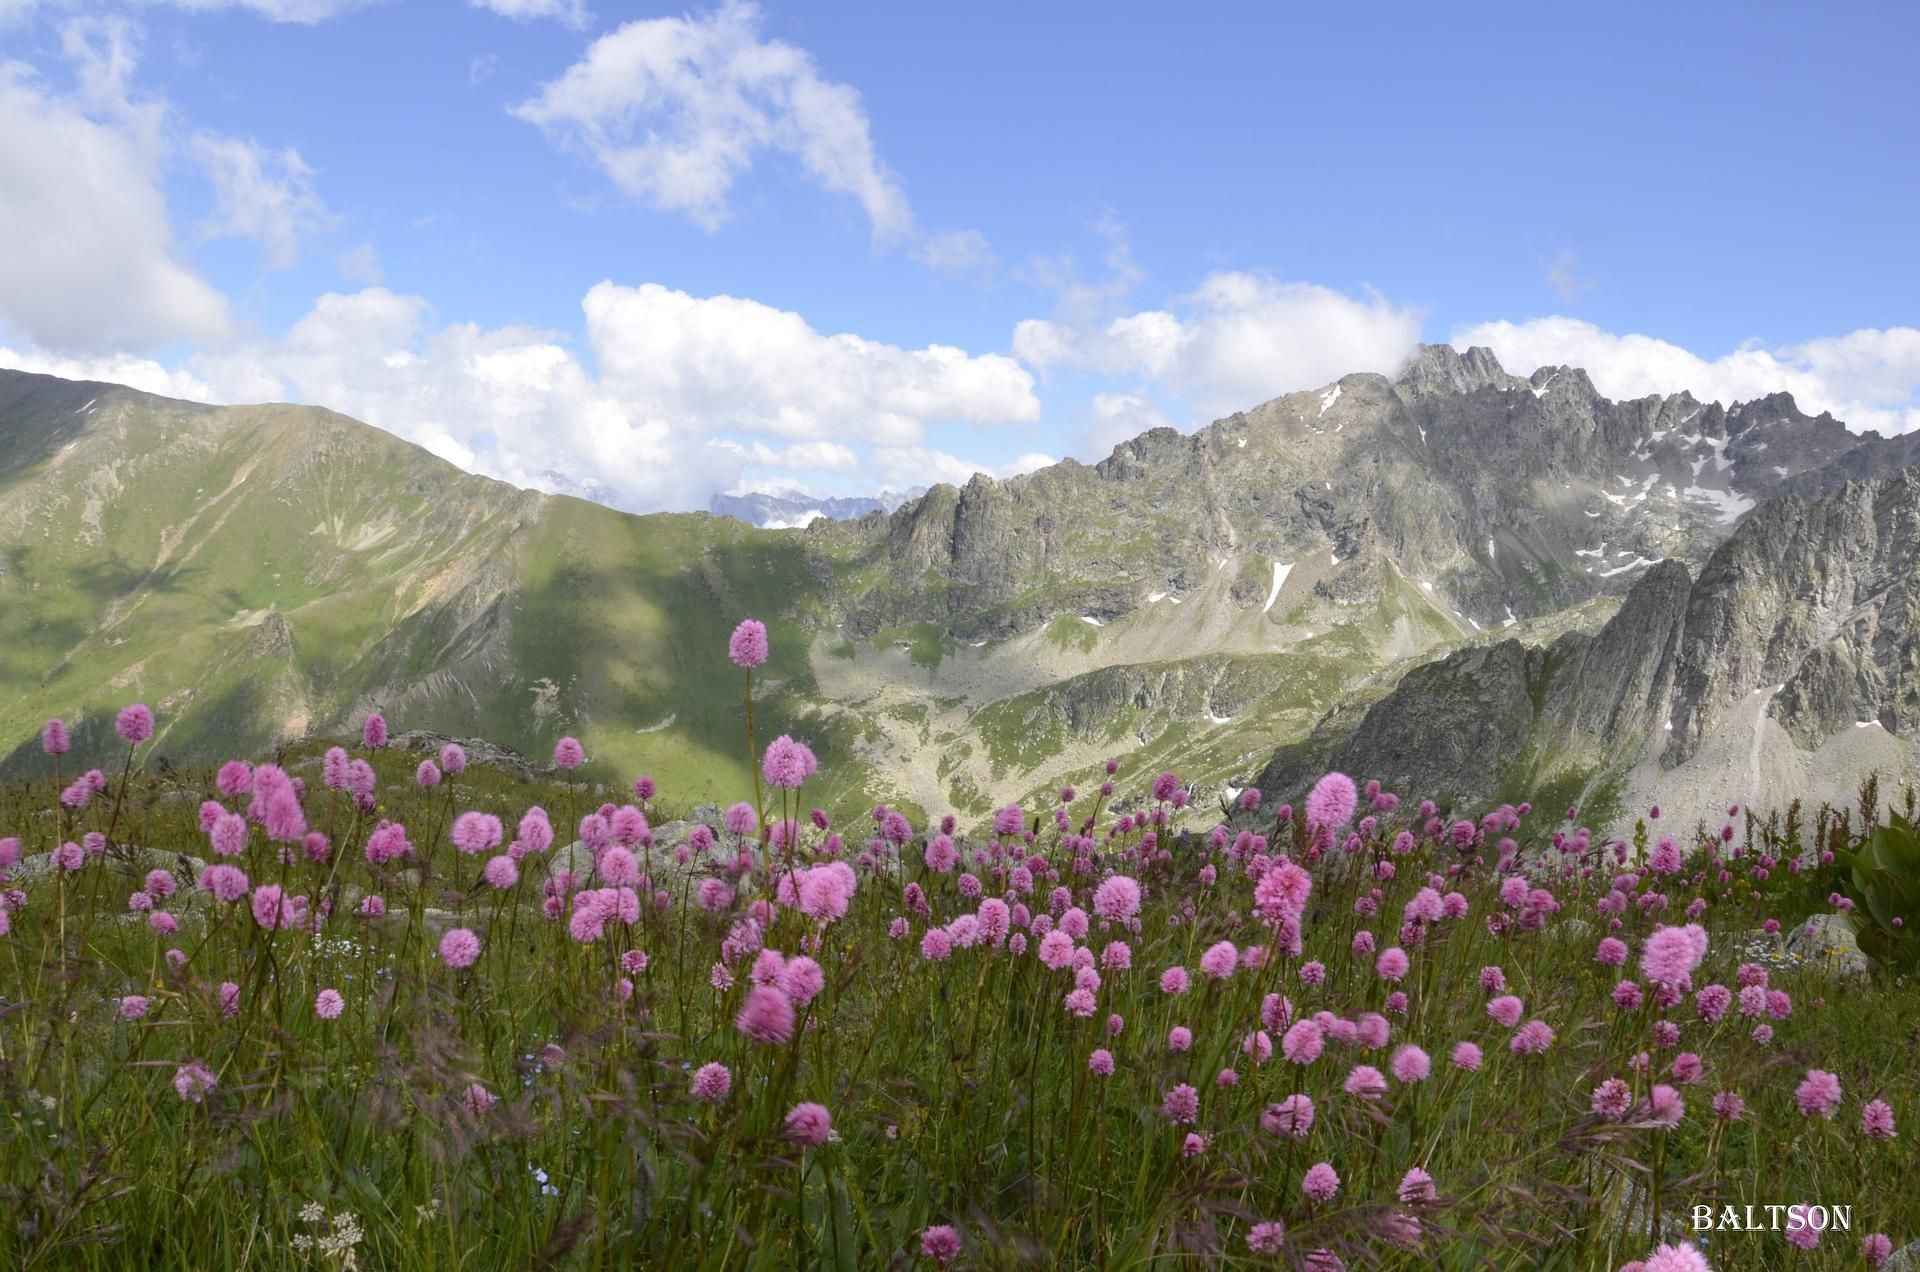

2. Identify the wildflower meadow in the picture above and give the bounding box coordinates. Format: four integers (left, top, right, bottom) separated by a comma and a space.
1, 618, 1915, 1269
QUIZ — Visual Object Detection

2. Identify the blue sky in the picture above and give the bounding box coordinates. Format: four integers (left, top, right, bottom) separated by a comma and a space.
3, 0, 1917, 512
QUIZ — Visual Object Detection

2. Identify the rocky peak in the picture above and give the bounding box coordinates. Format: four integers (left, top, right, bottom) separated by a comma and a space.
1395, 344, 1530, 397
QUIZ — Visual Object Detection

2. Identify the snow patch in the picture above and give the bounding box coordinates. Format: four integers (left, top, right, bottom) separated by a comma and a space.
1080, 616, 1104, 628
1682, 485, 1755, 525
75, 398, 97, 414
1237, 437, 1247, 448
1503, 605, 1517, 628
1855, 719, 1881, 729
1205, 710, 1232, 725
1319, 385, 1342, 416
1261, 561, 1294, 614
1597, 555, 1661, 578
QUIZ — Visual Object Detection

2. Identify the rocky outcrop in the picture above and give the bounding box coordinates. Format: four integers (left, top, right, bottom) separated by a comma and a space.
1257, 470, 1920, 808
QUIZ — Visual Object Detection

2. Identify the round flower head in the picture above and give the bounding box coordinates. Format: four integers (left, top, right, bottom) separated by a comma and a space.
1200, 940, 1238, 978
1262, 1094, 1315, 1138
735, 986, 795, 1045
361, 712, 387, 749
1398, 1167, 1435, 1205
1304, 771, 1358, 831
115, 703, 154, 744
783, 1101, 831, 1146
439, 928, 481, 969
1450, 1041, 1483, 1071
921, 1225, 962, 1267
42, 718, 70, 755
451, 811, 504, 855
552, 737, 585, 769
1795, 1069, 1842, 1119
1302, 1162, 1340, 1203
314, 988, 345, 1019
1282, 1019, 1325, 1065
729, 619, 770, 669
1247, 1221, 1286, 1255
1162, 1083, 1200, 1123
1861, 1099, 1896, 1140
1510, 1020, 1554, 1055
1391, 1045, 1431, 1082
761, 735, 818, 789
690, 1062, 732, 1102
1093, 874, 1142, 922
1088, 1048, 1115, 1076
416, 760, 441, 788
173, 1061, 216, 1103
438, 742, 466, 774
1640, 923, 1708, 987
1641, 1242, 1711, 1272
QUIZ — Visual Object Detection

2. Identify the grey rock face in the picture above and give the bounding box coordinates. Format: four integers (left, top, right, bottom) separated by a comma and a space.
1256, 470, 1920, 807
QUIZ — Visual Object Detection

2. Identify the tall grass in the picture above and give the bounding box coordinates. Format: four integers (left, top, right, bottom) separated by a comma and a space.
0, 634, 1914, 1269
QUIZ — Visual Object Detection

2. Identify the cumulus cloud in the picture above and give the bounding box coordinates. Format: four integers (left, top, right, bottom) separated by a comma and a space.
513, 1, 911, 241
583, 281, 1038, 443
1085, 391, 1173, 456
4, 279, 1046, 513
190, 132, 331, 267
152, 0, 377, 22
1016, 271, 1424, 419
865, 445, 1055, 490
1454, 317, 1920, 435
0, 26, 231, 353
468, 0, 590, 29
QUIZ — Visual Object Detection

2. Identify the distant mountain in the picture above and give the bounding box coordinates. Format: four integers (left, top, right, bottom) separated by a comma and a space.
709, 486, 927, 528
3, 348, 1912, 830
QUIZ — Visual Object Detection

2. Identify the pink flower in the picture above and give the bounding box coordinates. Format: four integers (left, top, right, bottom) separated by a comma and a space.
416, 760, 442, 788
1247, 1221, 1286, 1255
1200, 940, 1238, 979
1510, 1020, 1554, 1055
921, 1225, 962, 1266
1163, 1083, 1200, 1123
1088, 1048, 1114, 1076
1302, 1162, 1340, 1204
1861, 1099, 1897, 1140
920, 928, 953, 961
1638, 1084, 1685, 1128
552, 737, 585, 769
1640, 1243, 1710, 1272
1304, 772, 1357, 830
1712, 1090, 1746, 1122
778, 956, 825, 1006
1398, 1167, 1435, 1205
1093, 874, 1142, 922
314, 988, 345, 1019
690, 1062, 732, 1101
439, 742, 466, 774
1639, 923, 1708, 987
1282, 1019, 1325, 1066
762, 735, 818, 789
451, 811, 504, 855
736, 986, 796, 1045
728, 619, 770, 668
1863, 1233, 1894, 1266
361, 712, 388, 748
173, 1061, 216, 1103
783, 1101, 831, 1146
465, 1084, 496, 1116
1375, 947, 1409, 980
41, 718, 70, 754
115, 703, 154, 744
119, 995, 150, 1020
1595, 937, 1629, 966
484, 855, 519, 889
1262, 1094, 1314, 1139
1486, 995, 1524, 1028
1343, 1065, 1387, 1099
1795, 1069, 1842, 1119
1168, 1026, 1193, 1052
1591, 1079, 1633, 1118
1159, 965, 1190, 995
1390, 1045, 1430, 1082
439, 928, 481, 969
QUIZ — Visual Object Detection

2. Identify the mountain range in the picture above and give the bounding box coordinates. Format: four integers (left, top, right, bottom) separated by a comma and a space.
709, 486, 928, 529
2, 345, 1914, 830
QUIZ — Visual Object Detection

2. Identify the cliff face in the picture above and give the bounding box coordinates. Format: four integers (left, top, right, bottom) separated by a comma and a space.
1256, 472, 1920, 812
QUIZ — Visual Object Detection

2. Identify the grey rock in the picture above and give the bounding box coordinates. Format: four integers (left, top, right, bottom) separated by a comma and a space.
1782, 912, 1872, 978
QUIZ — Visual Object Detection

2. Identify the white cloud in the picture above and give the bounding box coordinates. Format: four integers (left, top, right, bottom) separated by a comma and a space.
5, 277, 1045, 513
469, 0, 590, 29
913, 228, 995, 276
0, 55, 229, 351
336, 243, 382, 285
0, 343, 215, 400
583, 281, 1039, 443
513, 1, 911, 241
713, 439, 861, 471
190, 132, 331, 267
1454, 317, 1920, 435
1016, 271, 1424, 419
1085, 391, 1172, 456
866, 445, 1054, 490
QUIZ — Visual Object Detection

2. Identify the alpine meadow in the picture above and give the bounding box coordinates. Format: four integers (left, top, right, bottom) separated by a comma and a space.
2, 2, 1919, 1269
